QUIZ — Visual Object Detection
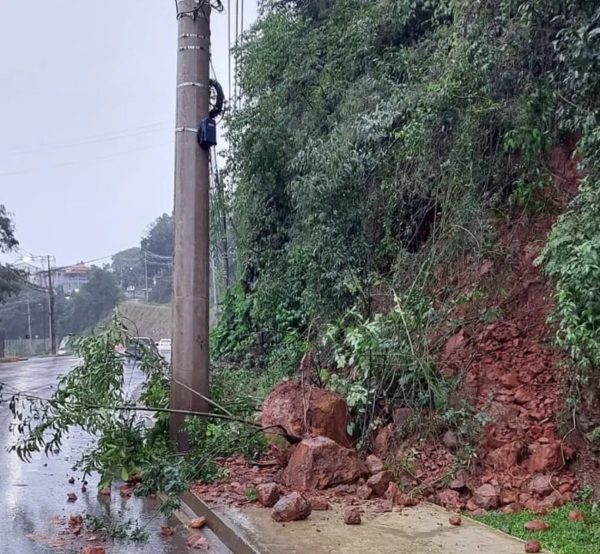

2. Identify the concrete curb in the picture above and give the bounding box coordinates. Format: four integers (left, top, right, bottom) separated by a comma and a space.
179, 491, 261, 554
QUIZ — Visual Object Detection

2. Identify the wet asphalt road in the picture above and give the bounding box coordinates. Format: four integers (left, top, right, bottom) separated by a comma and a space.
0, 356, 189, 554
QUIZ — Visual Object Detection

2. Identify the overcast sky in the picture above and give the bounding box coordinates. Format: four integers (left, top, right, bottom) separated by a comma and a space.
0, 0, 257, 267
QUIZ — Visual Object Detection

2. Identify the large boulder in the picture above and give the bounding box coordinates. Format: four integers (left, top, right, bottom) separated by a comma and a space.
271, 492, 311, 522
283, 436, 368, 490
261, 380, 352, 447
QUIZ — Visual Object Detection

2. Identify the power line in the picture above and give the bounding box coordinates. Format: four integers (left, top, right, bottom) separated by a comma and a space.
0, 121, 172, 159
0, 142, 173, 178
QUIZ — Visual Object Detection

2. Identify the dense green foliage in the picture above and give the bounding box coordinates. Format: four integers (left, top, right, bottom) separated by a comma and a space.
217, 0, 600, 436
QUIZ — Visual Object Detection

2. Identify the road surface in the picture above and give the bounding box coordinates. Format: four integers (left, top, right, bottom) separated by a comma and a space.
0, 356, 189, 553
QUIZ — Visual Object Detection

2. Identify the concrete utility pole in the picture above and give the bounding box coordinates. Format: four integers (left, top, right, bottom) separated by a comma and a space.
144, 251, 149, 302
47, 256, 56, 355
170, 0, 211, 451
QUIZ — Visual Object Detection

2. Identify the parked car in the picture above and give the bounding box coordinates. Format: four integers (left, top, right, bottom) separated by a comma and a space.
157, 338, 171, 362
123, 337, 158, 361
57, 334, 74, 356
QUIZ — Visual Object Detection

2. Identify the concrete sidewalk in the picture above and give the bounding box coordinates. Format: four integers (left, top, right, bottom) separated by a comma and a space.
182, 491, 543, 554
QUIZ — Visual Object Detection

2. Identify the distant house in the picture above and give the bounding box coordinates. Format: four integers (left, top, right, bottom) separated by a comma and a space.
55, 264, 90, 293
13, 259, 46, 288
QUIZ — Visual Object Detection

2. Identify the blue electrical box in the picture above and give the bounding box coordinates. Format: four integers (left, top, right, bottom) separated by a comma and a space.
198, 117, 217, 149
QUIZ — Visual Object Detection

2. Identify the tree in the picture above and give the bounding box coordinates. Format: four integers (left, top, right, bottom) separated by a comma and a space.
112, 247, 144, 289
60, 266, 121, 335
141, 214, 174, 303
0, 205, 22, 303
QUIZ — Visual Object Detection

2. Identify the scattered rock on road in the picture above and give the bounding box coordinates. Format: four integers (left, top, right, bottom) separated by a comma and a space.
344, 507, 361, 525
272, 492, 312, 522
189, 517, 207, 529
449, 515, 462, 526
256, 483, 281, 508
66, 493, 77, 503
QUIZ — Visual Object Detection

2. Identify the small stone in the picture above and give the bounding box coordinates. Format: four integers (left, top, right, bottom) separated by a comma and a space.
524, 539, 541, 553
344, 507, 361, 525
309, 496, 330, 511
189, 517, 207, 529
568, 510, 584, 522
187, 536, 210, 550
68, 477, 75, 484
472, 484, 499, 510
67, 493, 77, 503
160, 526, 174, 537
82, 547, 106, 554
272, 492, 311, 522
365, 454, 384, 474
524, 519, 550, 531
357, 485, 372, 500
529, 475, 553, 497
256, 483, 281, 508
119, 485, 132, 497
366, 470, 394, 497
448, 515, 462, 526
448, 479, 467, 491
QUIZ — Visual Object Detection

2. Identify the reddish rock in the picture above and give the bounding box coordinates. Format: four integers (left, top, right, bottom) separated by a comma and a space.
524, 539, 542, 553
283, 436, 367, 490
256, 483, 281, 508
309, 496, 330, 511
365, 454, 384, 474
470, 508, 488, 516
568, 509, 584, 522
261, 380, 352, 447
272, 492, 312, 522
526, 491, 565, 513
357, 485, 372, 500
472, 484, 499, 510
499, 489, 519, 506
442, 330, 468, 361
525, 441, 572, 473
366, 471, 394, 497
449, 515, 462, 526
344, 507, 361, 525
67, 493, 77, 503
437, 489, 463, 511
524, 519, 550, 531
501, 503, 523, 514
528, 475, 553, 497
187, 536, 210, 550
448, 479, 468, 492
160, 526, 174, 537
82, 547, 106, 554
189, 517, 207, 529
119, 485, 132, 497
373, 424, 395, 457
396, 494, 419, 507
514, 388, 535, 405
99, 488, 111, 496
489, 441, 525, 470
500, 373, 520, 388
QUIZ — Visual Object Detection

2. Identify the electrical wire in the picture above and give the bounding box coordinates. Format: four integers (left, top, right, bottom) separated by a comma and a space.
0, 141, 173, 178
0, 122, 172, 159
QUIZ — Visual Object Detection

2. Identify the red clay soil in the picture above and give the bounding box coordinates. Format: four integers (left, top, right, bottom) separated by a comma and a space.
193, 139, 589, 516
426, 138, 585, 513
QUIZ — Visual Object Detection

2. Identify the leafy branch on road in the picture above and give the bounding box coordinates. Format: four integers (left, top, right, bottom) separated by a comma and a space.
0, 317, 284, 518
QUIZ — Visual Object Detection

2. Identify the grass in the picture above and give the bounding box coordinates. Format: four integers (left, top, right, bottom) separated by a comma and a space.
473, 503, 600, 554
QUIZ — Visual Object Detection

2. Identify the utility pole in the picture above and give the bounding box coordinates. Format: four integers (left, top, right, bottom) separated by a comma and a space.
170, 0, 211, 451
47, 256, 56, 355
26, 296, 33, 355
144, 251, 149, 302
